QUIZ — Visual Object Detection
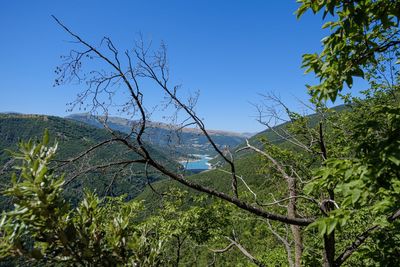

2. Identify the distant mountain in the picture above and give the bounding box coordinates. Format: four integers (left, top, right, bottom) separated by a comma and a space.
0, 111, 22, 115
67, 113, 248, 155
240, 132, 256, 138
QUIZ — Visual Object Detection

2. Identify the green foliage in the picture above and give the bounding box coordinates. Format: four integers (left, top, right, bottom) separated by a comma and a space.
0, 136, 166, 266
303, 85, 400, 264
297, 0, 400, 101
142, 189, 236, 266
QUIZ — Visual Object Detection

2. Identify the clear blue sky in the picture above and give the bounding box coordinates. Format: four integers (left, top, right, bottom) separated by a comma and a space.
0, 1, 364, 132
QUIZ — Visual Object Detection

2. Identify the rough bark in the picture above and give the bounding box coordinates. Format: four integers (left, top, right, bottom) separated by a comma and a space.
322, 189, 335, 267
288, 176, 303, 267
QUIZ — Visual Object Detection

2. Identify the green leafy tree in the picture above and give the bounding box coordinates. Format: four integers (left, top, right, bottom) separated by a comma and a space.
297, 0, 400, 101
305, 80, 400, 266
295, 1, 400, 266
146, 189, 233, 266
0, 132, 165, 266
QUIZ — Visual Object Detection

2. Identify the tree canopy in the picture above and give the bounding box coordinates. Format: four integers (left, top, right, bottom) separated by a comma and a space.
297, 0, 400, 101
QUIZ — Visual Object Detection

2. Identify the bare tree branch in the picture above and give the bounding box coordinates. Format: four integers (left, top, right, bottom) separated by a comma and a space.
53, 16, 314, 229
55, 138, 117, 167
267, 220, 294, 267
225, 237, 266, 267
65, 159, 146, 186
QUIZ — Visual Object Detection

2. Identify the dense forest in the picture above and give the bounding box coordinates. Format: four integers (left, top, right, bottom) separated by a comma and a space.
1, 0, 400, 266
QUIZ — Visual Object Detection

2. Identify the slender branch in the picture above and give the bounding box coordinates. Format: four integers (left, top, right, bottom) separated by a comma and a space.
144, 160, 165, 197
210, 242, 235, 254
211, 236, 266, 267
225, 237, 266, 267
65, 159, 146, 185
55, 138, 117, 167
260, 195, 319, 208
267, 220, 294, 267
217, 169, 258, 201
334, 224, 379, 266
104, 163, 130, 196
52, 16, 149, 159
319, 122, 327, 161
335, 208, 400, 266
238, 140, 292, 181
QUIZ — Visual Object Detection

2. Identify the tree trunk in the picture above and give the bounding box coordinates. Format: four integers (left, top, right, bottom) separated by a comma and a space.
175, 235, 183, 267
291, 224, 303, 267
323, 189, 335, 267
323, 232, 335, 267
320, 123, 335, 266
288, 176, 303, 267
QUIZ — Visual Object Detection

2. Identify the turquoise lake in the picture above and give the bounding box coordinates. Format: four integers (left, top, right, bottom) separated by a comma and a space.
181, 154, 212, 170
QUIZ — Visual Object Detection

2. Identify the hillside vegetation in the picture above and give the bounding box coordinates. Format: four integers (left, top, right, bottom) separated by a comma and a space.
0, 114, 177, 209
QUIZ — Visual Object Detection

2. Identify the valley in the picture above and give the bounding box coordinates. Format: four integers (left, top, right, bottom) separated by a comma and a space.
0, 113, 247, 207
67, 113, 249, 156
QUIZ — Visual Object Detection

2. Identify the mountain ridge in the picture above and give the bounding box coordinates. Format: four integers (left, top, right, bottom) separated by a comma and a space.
67, 113, 249, 155
66, 113, 253, 138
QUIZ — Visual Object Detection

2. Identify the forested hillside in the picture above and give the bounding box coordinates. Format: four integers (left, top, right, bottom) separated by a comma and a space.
0, 114, 178, 209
